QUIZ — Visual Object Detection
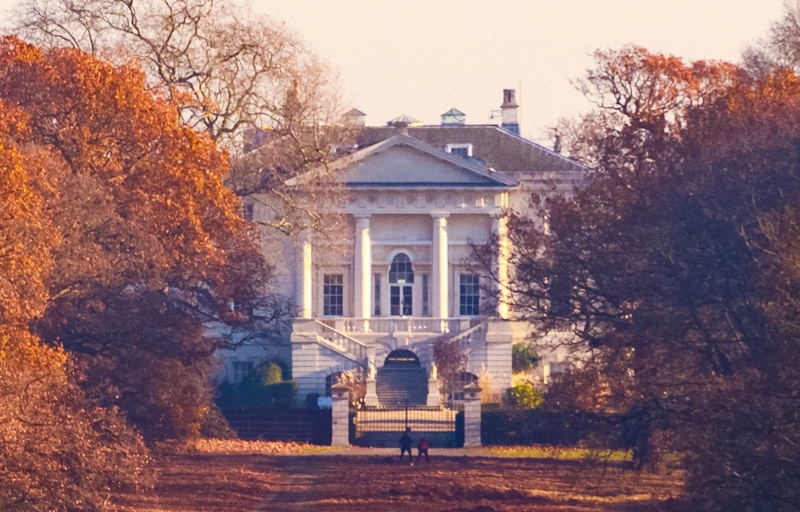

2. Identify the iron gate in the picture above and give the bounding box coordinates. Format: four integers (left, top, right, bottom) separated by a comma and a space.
352, 405, 461, 447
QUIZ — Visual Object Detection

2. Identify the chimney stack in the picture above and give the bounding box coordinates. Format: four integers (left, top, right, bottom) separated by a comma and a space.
500, 89, 519, 135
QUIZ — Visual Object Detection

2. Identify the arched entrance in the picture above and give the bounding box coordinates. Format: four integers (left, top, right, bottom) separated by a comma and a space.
376, 349, 427, 405
389, 253, 414, 316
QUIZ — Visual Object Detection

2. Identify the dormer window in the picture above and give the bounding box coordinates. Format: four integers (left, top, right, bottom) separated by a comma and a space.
446, 143, 473, 158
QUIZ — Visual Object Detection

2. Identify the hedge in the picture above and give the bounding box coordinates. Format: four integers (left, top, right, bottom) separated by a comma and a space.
482, 409, 631, 449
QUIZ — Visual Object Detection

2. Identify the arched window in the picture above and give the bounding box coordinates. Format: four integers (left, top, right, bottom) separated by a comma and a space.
389, 253, 414, 284
389, 254, 414, 316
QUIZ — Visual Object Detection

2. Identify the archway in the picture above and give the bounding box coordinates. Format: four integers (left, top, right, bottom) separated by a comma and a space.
376, 349, 427, 405
383, 349, 420, 368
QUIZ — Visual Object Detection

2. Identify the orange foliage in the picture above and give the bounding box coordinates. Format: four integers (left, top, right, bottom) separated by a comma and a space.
0, 36, 258, 299
0, 35, 267, 440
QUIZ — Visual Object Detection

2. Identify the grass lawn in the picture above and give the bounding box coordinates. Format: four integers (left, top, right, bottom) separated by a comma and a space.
115, 441, 684, 512
475, 445, 632, 462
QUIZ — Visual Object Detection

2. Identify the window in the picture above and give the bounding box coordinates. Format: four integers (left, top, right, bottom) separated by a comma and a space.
389, 254, 413, 316
459, 274, 480, 316
445, 143, 473, 157
242, 203, 254, 221
232, 361, 254, 384
373, 273, 381, 316
323, 274, 344, 316
422, 273, 429, 316
549, 276, 572, 316
389, 253, 414, 284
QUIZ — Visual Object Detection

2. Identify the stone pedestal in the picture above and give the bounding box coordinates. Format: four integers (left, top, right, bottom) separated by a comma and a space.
426, 365, 441, 407
463, 382, 482, 448
330, 383, 350, 447
365, 376, 378, 406
364, 348, 379, 406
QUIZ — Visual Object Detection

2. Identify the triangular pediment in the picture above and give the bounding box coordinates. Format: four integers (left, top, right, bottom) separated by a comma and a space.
334, 135, 515, 188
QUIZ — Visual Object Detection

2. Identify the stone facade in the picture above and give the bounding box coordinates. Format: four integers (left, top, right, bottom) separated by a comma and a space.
219, 98, 586, 404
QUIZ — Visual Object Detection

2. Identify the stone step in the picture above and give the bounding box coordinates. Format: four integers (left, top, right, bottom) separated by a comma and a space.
376, 368, 428, 406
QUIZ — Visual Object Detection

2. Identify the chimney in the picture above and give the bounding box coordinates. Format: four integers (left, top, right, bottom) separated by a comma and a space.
500, 89, 519, 135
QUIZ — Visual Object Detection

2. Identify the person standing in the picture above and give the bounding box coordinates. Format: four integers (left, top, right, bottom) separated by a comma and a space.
399, 427, 413, 463
416, 437, 430, 464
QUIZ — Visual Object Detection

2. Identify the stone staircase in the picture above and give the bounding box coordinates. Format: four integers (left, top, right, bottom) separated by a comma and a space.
376, 367, 428, 405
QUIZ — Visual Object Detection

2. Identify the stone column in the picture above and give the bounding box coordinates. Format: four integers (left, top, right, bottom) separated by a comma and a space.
296, 232, 313, 319
364, 346, 379, 406
431, 214, 449, 320
463, 382, 482, 448
426, 364, 441, 407
491, 214, 510, 319
353, 215, 372, 322
330, 382, 350, 447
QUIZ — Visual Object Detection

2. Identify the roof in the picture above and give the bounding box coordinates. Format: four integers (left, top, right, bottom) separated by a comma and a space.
323, 134, 518, 188
441, 108, 466, 116
344, 107, 366, 116
387, 114, 422, 126
356, 125, 587, 175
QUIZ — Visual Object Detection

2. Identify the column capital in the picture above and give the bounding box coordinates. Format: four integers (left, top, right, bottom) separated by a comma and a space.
431, 213, 450, 219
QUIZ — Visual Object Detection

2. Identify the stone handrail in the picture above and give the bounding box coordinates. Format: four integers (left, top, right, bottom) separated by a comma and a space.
342, 317, 462, 334
451, 321, 487, 348
315, 320, 368, 361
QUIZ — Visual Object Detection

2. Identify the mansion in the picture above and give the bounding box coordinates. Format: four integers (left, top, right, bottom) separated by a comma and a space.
221, 90, 585, 406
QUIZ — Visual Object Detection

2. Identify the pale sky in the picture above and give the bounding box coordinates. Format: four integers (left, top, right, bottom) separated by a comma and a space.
0, 0, 787, 144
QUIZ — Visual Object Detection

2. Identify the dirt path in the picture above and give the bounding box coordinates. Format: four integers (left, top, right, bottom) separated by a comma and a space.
116, 453, 684, 512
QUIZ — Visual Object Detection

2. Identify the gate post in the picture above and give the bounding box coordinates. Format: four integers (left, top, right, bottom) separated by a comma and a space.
330, 383, 350, 447
463, 382, 482, 448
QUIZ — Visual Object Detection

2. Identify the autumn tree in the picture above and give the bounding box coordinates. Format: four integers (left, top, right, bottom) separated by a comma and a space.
511, 46, 800, 510
0, 36, 271, 439
743, 1, 800, 78
12, 0, 352, 235
0, 98, 152, 511
433, 338, 468, 407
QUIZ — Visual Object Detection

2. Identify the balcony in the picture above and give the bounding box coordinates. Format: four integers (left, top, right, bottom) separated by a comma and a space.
318, 317, 482, 335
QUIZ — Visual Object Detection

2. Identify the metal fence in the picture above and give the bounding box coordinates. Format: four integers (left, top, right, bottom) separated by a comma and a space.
353, 405, 461, 447
222, 408, 331, 445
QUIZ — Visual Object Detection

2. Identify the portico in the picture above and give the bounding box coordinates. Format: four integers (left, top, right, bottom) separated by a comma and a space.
289, 134, 516, 405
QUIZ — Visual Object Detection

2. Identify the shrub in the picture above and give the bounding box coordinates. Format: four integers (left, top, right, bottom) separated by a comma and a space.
481, 409, 626, 448
306, 392, 321, 409
217, 378, 297, 409
506, 382, 543, 409
121, 356, 213, 440
512, 343, 539, 373
199, 402, 238, 439
264, 362, 284, 385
